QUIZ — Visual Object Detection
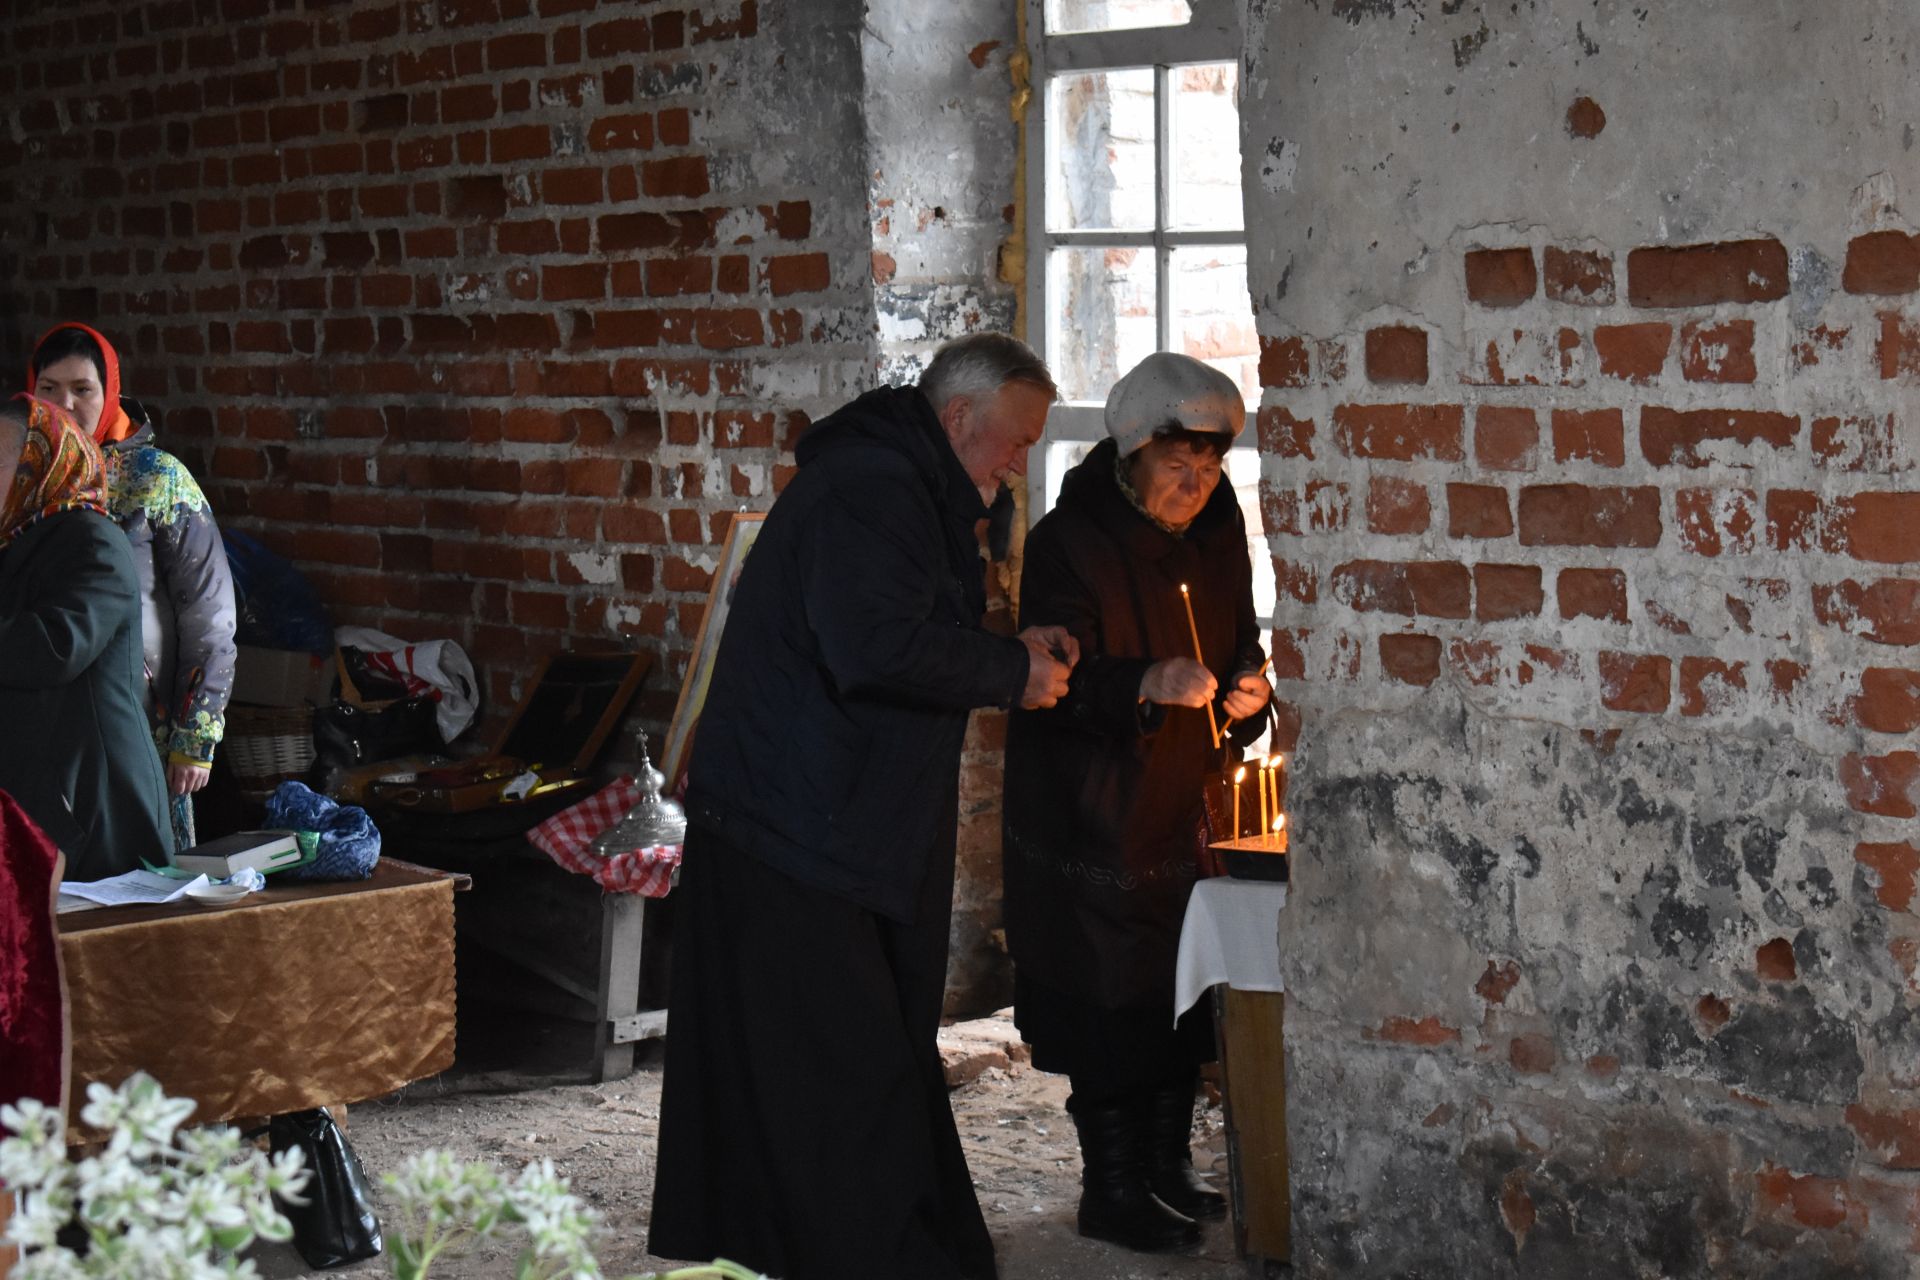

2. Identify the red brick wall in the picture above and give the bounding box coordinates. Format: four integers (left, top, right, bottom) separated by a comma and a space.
1259, 232, 1915, 792
1244, 4, 1920, 1266
0, 0, 872, 729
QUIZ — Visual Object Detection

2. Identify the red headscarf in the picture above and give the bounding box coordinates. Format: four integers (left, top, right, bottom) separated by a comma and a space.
26, 321, 133, 446
0, 396, 109, 548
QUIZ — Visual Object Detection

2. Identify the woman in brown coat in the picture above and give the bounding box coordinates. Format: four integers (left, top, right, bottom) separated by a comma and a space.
1004, 352, 1271, 1253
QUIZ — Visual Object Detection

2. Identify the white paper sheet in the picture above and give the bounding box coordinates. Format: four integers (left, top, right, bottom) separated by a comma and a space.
58, 869, 209, 908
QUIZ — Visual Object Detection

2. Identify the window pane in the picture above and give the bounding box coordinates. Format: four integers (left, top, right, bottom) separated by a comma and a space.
1050, 245, 1158, 403
1169, 62, 1243, 231
1226, 447, 1277, 625
1047, 0, 1191, 33
1170, 244, 1257, 401
1047, 69, 1155, 232
1041, 439, 1098, 511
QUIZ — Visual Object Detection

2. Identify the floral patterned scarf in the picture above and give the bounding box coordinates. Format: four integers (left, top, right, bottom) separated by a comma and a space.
0, 395, 109, 548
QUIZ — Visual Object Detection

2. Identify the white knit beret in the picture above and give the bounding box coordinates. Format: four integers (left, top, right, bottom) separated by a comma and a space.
1103, 352, 1247, 456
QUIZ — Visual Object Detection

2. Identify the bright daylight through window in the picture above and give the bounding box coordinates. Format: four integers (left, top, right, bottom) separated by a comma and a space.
1023, 0, 1270, 624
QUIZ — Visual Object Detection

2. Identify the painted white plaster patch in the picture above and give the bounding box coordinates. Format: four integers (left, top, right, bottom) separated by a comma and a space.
565, 550, 620, 586
878, 309, 930, 343
713, 207, 761, 245
1259, 137, 1300, 193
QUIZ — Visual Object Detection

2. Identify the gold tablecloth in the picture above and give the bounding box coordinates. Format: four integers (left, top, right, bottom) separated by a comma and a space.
57, 862, 456, 1135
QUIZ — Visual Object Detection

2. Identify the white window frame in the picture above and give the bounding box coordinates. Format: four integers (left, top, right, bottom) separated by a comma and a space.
1023, 0, 1259, 604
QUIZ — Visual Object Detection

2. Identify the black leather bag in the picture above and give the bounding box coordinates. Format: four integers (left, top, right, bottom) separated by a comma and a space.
312, 696, 442, 771
269, 1108, 384, 1269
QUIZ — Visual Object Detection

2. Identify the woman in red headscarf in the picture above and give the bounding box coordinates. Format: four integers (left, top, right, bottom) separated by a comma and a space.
29, 323, 236, 850
0, 396, 173, 880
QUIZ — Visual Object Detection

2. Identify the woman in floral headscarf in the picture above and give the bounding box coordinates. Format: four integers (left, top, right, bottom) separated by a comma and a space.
29, 323, 237, 849
0, 396, 172, 880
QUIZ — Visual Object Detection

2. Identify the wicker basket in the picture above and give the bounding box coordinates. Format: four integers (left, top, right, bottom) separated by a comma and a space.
224, 704, 317, 802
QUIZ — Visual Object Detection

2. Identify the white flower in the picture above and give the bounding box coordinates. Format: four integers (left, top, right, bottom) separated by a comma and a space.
4, 1183, 75, 1251
0, 1098, 69, 1192
509, 1159, 602, 1279
79, 1073, 195, 1162
176, 1125, 244, 1173
12, 1246, 87, 1280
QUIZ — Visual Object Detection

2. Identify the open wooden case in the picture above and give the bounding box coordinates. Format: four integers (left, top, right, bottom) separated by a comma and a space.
369, 651, 650, 814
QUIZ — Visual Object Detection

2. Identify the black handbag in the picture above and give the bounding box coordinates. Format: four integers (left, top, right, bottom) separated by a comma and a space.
312, 696, 442, 771
269, 1108, 384, 1269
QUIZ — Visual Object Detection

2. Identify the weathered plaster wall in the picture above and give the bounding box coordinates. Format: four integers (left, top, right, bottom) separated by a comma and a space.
863, 1, 1024, 1014
864, 3, 1019, 383
1243, 0, 1920, 1273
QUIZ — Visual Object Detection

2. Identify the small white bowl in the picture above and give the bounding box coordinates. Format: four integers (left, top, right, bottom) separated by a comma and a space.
185, 881, 253, 909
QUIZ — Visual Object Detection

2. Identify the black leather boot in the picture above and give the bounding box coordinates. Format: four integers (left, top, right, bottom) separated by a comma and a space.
1071, 1099, 1203, 1252
1146, 1080, 1228, 1220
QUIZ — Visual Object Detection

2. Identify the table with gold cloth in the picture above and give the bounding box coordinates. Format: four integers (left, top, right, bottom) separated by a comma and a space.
57, 861, 458, 1134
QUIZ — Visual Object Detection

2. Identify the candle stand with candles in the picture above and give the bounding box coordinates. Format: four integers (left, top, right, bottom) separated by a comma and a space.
1201, 753, 1290, 880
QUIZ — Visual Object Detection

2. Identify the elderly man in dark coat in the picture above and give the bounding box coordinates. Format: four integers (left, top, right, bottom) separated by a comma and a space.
649, 333, 1077, 1280
1004, 352, 1272, 1253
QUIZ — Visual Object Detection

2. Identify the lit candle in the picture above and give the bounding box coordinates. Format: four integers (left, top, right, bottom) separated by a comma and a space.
1233, 765, 1246, 840
1179, 584, 1221, 749
1258, 759, 1270, 835
1272, 812, 1285, 847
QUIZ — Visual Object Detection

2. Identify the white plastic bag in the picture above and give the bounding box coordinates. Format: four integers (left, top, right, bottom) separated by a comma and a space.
333, 625, 479, 742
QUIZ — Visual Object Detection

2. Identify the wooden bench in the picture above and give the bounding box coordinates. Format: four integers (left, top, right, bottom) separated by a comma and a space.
372, 802, 669, 1082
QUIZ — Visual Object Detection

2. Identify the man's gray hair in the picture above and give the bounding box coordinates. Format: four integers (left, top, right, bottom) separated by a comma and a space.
918, 333, 1057, 414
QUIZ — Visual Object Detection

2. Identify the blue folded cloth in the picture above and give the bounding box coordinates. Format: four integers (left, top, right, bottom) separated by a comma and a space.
264, 781, 381, 881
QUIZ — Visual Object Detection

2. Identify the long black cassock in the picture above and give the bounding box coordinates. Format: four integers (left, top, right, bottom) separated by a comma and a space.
648, 384, 1027, 1280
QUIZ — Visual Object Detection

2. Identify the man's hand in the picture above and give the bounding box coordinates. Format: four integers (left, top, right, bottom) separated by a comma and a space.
1020, 625, 1080, 668
1222, 670, 1273, 721
1139, 657, 1217, 708
1017, 626, 1077, 709
168, 762, 210, 796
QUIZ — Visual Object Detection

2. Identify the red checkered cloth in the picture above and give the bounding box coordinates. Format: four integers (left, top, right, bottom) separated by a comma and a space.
527, 776, 681, 897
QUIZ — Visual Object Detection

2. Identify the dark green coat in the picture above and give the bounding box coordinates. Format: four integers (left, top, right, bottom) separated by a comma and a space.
0, 509, 173, 880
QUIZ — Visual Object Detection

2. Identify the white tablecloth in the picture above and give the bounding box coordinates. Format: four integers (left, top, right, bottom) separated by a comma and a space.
1173, 878, 1288, 1020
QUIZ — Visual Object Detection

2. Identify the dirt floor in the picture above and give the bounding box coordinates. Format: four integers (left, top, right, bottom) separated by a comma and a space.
249, 1010, 1260, 1280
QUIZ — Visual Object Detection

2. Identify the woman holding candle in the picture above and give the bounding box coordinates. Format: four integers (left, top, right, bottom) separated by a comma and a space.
1003, 352, 1272, 1254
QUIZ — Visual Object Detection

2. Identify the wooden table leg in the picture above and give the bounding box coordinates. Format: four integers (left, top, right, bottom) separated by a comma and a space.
593, 892, 645, 1082
1217, 987, 1289, 1266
